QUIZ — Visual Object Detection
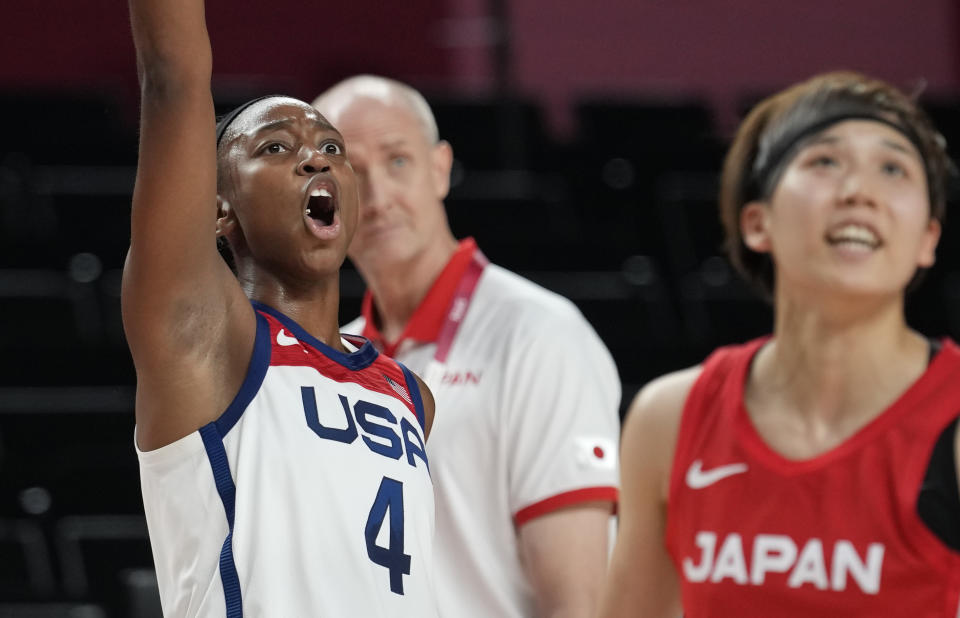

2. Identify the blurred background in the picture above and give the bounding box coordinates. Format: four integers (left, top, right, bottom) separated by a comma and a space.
2, 0, 960, 615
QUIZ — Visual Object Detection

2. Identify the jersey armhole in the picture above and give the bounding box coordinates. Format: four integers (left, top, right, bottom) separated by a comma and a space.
215, 310, 272, 436
667, 356, 730, 506
136, 311, 272, 463
398, 363, 426, 432
917, 414, 960, 553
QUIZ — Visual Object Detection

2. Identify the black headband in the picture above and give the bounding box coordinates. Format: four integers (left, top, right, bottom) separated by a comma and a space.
215, 94, 287, 147
748, 106, 926, 202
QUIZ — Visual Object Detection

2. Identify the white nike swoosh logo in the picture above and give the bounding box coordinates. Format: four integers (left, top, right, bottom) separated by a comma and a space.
685, 459, 748, 489
277, 329, 298, 346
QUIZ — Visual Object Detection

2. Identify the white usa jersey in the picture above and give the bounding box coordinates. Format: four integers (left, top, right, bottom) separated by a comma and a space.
137, 302, 438, 617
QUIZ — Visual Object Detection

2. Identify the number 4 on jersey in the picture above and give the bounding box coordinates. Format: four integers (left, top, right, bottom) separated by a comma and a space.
365, 477, 411, 595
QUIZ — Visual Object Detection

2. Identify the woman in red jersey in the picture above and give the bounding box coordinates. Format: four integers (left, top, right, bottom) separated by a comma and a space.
597, 72, 960, 617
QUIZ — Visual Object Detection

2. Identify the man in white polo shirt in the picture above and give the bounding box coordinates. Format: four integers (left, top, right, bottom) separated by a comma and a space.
313, 76, 621, 618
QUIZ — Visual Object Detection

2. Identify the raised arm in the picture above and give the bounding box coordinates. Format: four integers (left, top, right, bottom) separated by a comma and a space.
123, 0, 254, 450
596, 367, 700, 618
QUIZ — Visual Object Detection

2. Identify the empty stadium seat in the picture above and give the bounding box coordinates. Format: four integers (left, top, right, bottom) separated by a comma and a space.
56, 515, 153, 615
0, 519, 56, 599
0, 603, 106, 618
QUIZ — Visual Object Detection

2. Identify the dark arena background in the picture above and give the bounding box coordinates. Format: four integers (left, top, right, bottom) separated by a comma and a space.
2, 0, 960, 615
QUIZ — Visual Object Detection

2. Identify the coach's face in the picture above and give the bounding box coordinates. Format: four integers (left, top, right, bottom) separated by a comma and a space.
326, 96, 453, 272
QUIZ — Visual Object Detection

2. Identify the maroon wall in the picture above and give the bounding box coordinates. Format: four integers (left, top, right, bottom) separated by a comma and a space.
2, 0, 452, 112
3, 0, 959, 136
509, 0, 960, 133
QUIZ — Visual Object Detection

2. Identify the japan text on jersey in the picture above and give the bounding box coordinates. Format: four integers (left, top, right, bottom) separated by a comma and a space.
666, 338, 960, 617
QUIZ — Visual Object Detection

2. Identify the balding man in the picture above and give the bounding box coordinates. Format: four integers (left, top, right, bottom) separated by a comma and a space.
314, 76, 621, 618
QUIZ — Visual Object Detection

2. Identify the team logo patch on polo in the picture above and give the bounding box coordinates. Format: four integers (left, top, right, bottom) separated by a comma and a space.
383, 374, 412, 405
575, 437, 616, 470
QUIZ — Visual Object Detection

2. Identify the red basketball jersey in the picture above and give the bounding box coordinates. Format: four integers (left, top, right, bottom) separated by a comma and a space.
665, 338, 960, 617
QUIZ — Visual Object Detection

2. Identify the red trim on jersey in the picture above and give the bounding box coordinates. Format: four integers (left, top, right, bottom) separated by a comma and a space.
513, 486, 619, 528
361, 237, 478, 356
262, 313, 420, 421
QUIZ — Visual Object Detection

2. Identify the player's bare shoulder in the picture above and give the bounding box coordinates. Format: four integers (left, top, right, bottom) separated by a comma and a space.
621, 366, 703, 500
411, 372, 436, 440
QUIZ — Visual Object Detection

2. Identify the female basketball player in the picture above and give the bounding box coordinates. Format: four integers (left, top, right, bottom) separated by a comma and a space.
597, 72, 960, 617
124, 0, 439, 615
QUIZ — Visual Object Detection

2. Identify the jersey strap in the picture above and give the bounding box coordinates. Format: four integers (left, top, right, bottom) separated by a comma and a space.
399, 362, 427, 432
217, 311, 273, 436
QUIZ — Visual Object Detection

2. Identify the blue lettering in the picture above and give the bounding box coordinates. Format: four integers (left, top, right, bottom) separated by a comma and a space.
302, 389, 357, 444
302, 389, 424, 468
355, 401, 402, 460
400, 417, 429, 471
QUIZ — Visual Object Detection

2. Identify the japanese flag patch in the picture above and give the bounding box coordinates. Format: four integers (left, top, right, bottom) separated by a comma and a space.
575, 437, 617, 470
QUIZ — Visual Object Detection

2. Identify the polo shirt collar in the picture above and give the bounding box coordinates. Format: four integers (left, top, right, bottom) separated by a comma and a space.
361, 237, 478, 356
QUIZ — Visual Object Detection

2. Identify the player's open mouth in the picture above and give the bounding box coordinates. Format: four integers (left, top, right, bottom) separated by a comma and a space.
303, 179, 342, 240
305, 187, 336, 226
824, 222, 883, 251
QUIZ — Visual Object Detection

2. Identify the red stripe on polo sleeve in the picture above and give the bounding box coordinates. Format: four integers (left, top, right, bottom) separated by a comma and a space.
513, 486, 619, 528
